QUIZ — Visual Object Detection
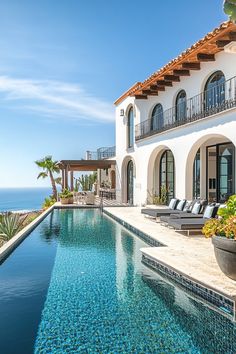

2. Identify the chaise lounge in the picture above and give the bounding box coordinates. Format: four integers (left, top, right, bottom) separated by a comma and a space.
141, 198, 186, 218
160, 200, 207, 224
167, 205, 219, 236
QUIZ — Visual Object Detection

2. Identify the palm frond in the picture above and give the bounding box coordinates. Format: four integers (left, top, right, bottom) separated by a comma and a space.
37, 172, 48, 179
54, 177, 62, 185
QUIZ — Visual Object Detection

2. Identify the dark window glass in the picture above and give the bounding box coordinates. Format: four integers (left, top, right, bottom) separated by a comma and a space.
176, 90, 187, 121
128, 108, 134, 148
127, 160, 134, 204
207, 146, 217, 202
207, 142, 235, 203
151, 104, 164, 131
160, 150, 175, 203
193, 149, 201, 199
204, 71, 225, 110
218, 143, 235, 202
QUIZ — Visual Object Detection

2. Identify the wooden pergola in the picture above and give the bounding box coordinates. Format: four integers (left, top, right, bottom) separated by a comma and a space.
57, 159, 116, 190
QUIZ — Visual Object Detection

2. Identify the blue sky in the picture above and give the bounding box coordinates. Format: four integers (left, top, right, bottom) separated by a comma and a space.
0, 0, 226, 187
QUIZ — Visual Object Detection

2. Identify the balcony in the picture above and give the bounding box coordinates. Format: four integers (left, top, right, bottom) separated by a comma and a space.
135, 76, 236, 141
86, 146, 116, 160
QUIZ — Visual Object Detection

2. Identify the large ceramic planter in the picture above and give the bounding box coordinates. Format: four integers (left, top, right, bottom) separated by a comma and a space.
60, 197, 69, 205
212, 235, 236, 280
69, 197, 74, 204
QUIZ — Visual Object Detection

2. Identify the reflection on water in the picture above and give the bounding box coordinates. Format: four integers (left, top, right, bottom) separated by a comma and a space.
1, 208, 236, 353
34, 209, 236, 353
39, 212, 61, 243
0, 213, 58, 354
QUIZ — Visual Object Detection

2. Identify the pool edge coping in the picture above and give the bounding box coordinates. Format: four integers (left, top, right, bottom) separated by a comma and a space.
103, 207, 236, 321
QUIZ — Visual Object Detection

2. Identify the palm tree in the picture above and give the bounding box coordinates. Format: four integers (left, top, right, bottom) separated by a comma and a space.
35, 156, 60, 199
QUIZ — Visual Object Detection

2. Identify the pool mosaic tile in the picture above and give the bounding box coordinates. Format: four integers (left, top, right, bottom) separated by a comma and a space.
34, 209, 236, 353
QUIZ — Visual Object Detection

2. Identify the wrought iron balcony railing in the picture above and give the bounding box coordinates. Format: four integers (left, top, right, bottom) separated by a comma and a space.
135, 75, 236, 141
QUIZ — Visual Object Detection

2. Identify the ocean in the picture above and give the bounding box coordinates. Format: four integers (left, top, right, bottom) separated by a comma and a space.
0, 188, 52, 212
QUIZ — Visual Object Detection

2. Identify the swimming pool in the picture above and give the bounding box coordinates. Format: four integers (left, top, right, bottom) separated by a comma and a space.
0, 208, 236, 353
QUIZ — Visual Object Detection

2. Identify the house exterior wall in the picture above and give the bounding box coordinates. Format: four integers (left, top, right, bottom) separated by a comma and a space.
115, 50, 236, 205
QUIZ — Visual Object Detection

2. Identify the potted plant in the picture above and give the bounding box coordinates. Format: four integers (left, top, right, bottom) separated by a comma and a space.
59, 189, 74, 205
202, 195, 236, 280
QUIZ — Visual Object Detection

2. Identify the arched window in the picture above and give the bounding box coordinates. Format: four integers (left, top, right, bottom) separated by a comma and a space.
175, 90, 187, 122
151, 104, 164, 131
127, 107, 134, 148
204, 71, 225, 110
160, 150, 175, 203
127, 160, 134, 204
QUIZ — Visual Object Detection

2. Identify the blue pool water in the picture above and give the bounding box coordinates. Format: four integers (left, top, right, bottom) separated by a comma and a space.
0, 187, 52, 212
0, 209, 236, 353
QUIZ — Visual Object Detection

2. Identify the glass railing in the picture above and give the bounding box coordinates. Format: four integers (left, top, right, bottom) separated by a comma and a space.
135, 76, 236, 140
86, 146, 116, 160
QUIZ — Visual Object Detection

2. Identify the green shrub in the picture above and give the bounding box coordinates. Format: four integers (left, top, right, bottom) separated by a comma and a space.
42, 196, 56, 209
202, 195, 236, 239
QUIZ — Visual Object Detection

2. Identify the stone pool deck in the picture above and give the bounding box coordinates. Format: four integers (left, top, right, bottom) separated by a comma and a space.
104, 206, 236, 318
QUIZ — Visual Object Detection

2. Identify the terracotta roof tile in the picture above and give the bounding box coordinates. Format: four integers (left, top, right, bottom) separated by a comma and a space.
115, 21, 236, 105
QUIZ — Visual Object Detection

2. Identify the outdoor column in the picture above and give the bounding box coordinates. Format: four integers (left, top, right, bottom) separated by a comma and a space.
61, 169, 65, 190
70, 171, 74, 191
65, 166, 68, 189
97, 168, 101, 196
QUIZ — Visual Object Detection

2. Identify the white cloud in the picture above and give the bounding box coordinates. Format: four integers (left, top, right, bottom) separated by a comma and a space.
0, 76, 114, 123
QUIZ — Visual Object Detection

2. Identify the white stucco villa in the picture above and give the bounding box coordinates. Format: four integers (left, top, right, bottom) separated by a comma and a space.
114, 21, 236, 206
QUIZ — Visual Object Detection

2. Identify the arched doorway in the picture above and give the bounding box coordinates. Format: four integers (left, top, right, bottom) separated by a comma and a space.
147, 145, 175, 205
207, 142, 235, 202
186, 134, 235, 203
160, 150, 175, 202
127, 160, 134, 204
193, 149, 200, 199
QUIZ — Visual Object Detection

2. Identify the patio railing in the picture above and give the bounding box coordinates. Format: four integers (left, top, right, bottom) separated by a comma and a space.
86, 146, 116, 160
135, 75, 236, 141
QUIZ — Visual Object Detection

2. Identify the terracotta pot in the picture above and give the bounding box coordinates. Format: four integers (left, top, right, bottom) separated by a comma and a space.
60, 197, 69, 205
212, 235, 236, 280
69, 197, 74, 204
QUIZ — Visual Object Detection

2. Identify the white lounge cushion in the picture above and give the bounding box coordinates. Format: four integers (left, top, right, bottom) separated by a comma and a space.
203, 205, 218, 219
191, 202, 201, 215
168, 199, 178, 210
176, 200, 186, 211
